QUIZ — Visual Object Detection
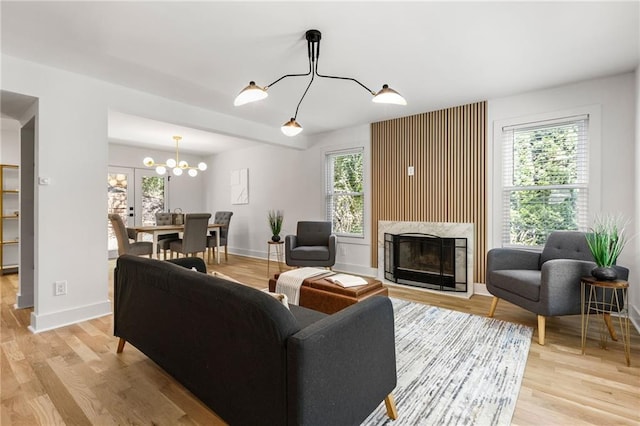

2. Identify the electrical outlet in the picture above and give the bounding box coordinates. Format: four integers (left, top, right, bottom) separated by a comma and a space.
54, 280, 67, 296
408, 166, 415, 176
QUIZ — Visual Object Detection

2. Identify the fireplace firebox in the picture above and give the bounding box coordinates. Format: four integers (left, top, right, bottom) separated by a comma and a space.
384, 233, 467, 292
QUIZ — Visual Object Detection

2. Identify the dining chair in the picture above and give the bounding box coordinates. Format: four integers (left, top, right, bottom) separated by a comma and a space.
207, 211, 233, 263
169, 213, 211, 259
155, 212, 180, 260
108, 214, 153, 257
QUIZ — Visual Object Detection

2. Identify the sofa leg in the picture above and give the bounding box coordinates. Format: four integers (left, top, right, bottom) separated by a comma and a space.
537, 315, 546, 345
384, 394, 398, 420
116, 338, 126, 353
488, 297, 499, 317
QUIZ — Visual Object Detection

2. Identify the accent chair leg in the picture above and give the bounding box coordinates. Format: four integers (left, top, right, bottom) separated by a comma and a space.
537, 315, 546, 345
384, 394, 398, 420
488, 297, 499, 317
116, 338, 126, 353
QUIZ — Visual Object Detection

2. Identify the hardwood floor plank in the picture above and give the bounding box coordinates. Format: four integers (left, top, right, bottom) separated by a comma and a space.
1, 254, 638, 425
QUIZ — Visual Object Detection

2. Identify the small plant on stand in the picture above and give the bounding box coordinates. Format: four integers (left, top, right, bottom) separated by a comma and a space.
585, 214, 628, 281
268, 210, 284, 242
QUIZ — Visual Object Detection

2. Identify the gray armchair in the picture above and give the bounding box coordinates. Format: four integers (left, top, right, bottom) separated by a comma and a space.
486, 231, 629, 345
285, 221, 337, 268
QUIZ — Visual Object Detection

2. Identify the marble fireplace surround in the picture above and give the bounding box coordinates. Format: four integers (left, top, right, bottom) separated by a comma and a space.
377, 221, 475, 298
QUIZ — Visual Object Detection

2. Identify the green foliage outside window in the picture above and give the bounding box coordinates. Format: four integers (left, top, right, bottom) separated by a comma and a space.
328, 151, 364, 236
507, 122, 585, 246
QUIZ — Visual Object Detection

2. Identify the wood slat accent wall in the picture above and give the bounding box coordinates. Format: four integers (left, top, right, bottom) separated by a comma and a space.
371, 101, 487, 283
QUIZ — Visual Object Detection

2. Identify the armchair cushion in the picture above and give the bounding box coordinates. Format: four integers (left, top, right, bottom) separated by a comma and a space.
289, 246, 331, 261
296, 221, 332, 247
489, 270, 541, 302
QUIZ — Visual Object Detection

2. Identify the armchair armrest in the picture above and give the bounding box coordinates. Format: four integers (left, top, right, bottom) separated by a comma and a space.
287, 296, 396, 425
539, 259, 595, 316
487, 248, 541, 271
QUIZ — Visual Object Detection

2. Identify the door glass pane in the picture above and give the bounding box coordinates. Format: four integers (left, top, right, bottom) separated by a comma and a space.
141, 175, 165, 226
107, 172, 129, 251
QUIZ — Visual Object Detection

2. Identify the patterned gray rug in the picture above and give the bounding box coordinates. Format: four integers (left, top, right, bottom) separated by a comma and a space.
363, 298, 533, 426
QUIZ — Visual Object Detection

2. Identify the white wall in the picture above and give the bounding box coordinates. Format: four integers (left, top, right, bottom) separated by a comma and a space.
1, 118, 21, 164
1, 53, 294, 332
487, 72, 637, 323
634, 67, 640, 326
204, 124, 373, 275
108, 143, 207, 214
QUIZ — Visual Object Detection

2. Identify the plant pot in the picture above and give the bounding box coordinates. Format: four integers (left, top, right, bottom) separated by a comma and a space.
271, 235, 281, 242
591, 266, 618, 281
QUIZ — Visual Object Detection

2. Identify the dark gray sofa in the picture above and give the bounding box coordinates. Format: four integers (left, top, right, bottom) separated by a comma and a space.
114, 255, 397, 425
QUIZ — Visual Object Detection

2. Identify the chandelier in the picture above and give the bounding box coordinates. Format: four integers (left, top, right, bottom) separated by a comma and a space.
143, 136, 207, 177
234, 29, 406, 137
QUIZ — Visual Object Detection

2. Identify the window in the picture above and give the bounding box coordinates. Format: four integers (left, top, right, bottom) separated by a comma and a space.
502, 115, 588, 247
326, 149, 364, 237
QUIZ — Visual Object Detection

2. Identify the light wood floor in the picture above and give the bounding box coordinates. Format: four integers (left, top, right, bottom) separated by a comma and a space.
2, 254, 639, 425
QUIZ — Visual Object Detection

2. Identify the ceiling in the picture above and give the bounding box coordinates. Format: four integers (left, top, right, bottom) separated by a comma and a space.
1, 1, 638, 154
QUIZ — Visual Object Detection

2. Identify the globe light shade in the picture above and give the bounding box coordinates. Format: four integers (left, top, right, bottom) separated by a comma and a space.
234, 81, 268, 106
166, 158, 177, 168
372, 84, 407, 105
281, 118, 303, 137
198, 162, 207, 171
173, 167, 183, 176
178, 160, 189, 169
143, 157, 154, 167
155, 165, 167, 175
188, 169, 198, 177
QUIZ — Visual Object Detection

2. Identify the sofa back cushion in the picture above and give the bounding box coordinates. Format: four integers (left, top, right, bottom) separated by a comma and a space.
540, 231, 594, 265
114, 255, 300, 425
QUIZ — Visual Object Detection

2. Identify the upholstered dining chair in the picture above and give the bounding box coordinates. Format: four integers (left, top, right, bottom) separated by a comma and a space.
155, 212, 180, 260
486, 230, 629, 345
207, 211, 233, 262
108, 214, 153, 257
285, 221, 337, 268
169, 213, 211, 259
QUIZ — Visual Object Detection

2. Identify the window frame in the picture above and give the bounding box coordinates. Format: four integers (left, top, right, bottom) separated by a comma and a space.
490, 105, 602, 251
325, 148, 365, 238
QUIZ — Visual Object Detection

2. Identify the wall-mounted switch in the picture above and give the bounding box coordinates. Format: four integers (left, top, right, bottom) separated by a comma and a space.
38, 177, 51, 185
408, 166, 415, 176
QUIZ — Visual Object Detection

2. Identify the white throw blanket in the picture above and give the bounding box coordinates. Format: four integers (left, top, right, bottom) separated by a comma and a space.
275, 267, 330, 305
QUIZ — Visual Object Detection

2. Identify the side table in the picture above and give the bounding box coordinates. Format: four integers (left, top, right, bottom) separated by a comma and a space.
581, 276, 630, 366
267, 241, 284, 277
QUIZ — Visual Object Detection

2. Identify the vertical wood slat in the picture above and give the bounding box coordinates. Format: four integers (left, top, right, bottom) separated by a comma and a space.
371, 101, 487, 283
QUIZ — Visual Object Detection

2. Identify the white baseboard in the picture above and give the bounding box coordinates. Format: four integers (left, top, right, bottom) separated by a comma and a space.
28, 300, 112, 333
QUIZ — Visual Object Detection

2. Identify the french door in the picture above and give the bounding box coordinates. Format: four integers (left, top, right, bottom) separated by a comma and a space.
107, 167, 168, 257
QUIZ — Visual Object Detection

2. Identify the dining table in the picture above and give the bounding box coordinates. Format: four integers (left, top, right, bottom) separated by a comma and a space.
132, 223, 223, 263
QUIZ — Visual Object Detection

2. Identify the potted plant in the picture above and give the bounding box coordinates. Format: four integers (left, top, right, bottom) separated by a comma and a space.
585, 214, 628, 281
268, 209, 284, 242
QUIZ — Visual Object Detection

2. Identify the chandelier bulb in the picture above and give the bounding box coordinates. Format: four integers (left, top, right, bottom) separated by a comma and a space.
155, 165, 167, 175
178, 160, 189, 169
234, 81, 268, 106
143, 157, 154, 167
372, 84, 407, 105
173, 167, 183, 176
166, 158, 177, 168
198, 162, 208, 171
281, 118, 303, 137
188, 169, 198, 177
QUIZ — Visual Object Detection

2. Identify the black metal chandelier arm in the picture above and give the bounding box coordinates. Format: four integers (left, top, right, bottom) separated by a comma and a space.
293, 63, 316, 119
315, 71, 376, 96
265, 58, 313, 90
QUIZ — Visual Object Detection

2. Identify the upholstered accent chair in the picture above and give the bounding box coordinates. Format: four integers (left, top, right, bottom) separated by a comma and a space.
207, 211, 233, 262
169, 213, 211, 259
155, 212, 180, 260
108, 214, 153, 257
486, 230, 629, 345
285, 221, 337, 268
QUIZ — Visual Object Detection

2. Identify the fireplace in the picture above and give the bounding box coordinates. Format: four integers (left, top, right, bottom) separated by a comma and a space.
384, 233, 468, 292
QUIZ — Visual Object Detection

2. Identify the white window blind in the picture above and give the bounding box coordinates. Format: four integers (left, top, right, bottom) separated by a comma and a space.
502, 115, 589, 247
325, 148, 364, 237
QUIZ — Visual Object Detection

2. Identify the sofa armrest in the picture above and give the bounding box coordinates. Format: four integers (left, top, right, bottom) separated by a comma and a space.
166, 257, 207, 273
487, 248, 541, 272
539, 259, 595, 316
285, 235, 297, 264
286, 296, 396, 426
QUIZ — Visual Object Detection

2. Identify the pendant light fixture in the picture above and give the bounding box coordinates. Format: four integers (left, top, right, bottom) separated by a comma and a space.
143, 136, 207, 177
234, 29, 406, 137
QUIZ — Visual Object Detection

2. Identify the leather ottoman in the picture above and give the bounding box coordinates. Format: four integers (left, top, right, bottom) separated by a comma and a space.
269, 274, 388, 314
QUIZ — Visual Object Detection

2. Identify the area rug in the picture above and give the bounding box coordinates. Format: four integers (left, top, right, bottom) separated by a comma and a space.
363, 298, 533, 426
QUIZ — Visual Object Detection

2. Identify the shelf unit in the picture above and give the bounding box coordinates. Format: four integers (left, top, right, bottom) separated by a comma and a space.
1, 164, 19, 274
